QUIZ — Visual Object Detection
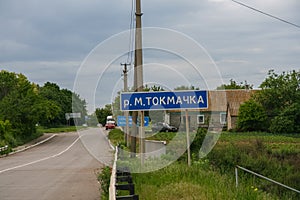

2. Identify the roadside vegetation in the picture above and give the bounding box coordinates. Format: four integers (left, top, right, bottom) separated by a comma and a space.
237, 70, 300, 133
98, 166, 111, 200
109, 128, 300, 199
133, 161, 274, 200
36, 126, 82, 134
108, 129, 126, 147
0, 70, 87, 153
208, 131, 300, 200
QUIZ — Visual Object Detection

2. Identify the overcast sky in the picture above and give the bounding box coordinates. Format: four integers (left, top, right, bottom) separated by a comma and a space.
1, 0, 299, 112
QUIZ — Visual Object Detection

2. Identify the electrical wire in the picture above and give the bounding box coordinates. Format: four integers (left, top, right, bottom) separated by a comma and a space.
231, 0, 300, 29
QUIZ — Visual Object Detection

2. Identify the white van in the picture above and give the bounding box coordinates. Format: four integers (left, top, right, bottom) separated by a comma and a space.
106, 116, 116, 124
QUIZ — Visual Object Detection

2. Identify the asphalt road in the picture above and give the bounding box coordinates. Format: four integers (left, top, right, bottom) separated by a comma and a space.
0, 128, 114, 200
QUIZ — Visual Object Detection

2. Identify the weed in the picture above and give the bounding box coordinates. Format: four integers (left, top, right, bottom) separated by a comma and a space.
98, 166, 111, 200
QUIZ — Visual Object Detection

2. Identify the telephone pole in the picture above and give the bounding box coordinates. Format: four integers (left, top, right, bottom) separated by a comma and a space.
131, 0, 144, 158
121, 63, 130, 147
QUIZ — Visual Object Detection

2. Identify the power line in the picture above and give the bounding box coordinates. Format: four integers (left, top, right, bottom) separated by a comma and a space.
231, 0, 300, 29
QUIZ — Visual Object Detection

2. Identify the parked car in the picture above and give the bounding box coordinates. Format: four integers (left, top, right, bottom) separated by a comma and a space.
105, 122, 115, 130
152, 122, 178, 133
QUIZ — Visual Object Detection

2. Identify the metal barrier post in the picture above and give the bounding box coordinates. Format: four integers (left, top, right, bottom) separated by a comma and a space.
235, 166, 238, 188
0, 145, 8, 153
110, 146, 139, 200
236, 165, 300, 194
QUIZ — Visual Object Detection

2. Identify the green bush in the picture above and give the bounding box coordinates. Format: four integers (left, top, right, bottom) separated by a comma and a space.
0, 120, 16, 150
98, 166, 111, 200
108, 129, 125, 146
208, 136, 300, 199
237, 100, 268, 132
269, 103, 300, 134
190, 128, 207, 154
270, 116, 294, 134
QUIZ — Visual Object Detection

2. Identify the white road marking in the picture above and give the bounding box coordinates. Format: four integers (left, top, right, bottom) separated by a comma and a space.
11, 134, 57, 155
0, 136, 80, 174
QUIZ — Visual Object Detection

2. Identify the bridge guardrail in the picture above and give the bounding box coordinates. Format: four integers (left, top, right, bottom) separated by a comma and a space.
0, 145, 8, 153
109, 146, 139, 200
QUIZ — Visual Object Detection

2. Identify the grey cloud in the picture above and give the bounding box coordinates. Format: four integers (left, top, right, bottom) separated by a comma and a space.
0, 0, 299, 111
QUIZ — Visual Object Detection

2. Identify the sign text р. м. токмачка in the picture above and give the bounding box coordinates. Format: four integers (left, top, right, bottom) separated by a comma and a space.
120, 90, 208, 111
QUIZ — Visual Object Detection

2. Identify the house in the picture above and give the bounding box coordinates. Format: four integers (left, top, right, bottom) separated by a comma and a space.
167, 89, 258, 131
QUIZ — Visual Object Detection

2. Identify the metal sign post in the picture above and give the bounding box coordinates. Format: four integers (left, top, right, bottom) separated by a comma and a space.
185, 109, 191, 166
125, 111, 130, 146
140, 111, 145, 165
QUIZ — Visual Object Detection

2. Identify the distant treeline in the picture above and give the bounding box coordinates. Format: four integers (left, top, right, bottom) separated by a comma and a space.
236, 70, 300, 134
0, 70, 87, 148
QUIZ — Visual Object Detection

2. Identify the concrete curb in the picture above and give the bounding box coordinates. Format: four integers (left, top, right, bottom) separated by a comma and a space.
1, 134, 57, 158
102, 128, 115, 151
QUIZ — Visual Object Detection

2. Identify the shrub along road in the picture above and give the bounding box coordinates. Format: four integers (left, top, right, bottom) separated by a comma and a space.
0, 128, 113, 200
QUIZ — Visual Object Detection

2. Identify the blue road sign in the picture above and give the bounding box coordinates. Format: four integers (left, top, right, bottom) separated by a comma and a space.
117, 116, 149, 127
120, 90, 208, 111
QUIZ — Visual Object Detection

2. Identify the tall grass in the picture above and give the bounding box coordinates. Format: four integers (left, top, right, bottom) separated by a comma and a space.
133, 162, 275, 200
108, 129, 126, 147
110, 129, 300, 199
36, 126, 81, 134
208, 132, 300, 200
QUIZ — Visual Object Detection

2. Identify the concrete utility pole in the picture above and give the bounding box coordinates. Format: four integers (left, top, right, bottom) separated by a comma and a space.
121, 63, 130, 147
131, 0, 144, 158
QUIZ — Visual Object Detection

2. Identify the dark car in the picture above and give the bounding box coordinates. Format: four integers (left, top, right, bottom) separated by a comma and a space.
152, 122, 178, 133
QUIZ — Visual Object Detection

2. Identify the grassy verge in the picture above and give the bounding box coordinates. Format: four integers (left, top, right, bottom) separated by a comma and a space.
98, 166, 111, 200
36, 126, 83, 134
133, 162, 275, 200
109, 129, 300, 199
108, 128, 126, 147
208, 131, 300, 199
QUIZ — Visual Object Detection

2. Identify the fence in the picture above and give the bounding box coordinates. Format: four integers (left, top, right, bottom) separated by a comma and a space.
109, 146, 139, 200
235, 165, 300, 194
0, 145, 8, 154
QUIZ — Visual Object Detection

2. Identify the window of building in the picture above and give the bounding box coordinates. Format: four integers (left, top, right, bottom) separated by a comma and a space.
197, 115, 205, 124
220, 112, 227, 124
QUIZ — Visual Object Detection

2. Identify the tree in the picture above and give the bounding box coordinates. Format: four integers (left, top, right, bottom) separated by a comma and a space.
33, 99, 61, 127
0, 70, 88, 147
174, 85, 199, 91
95, 104, 112, 126
71, 91, 87, 126
39, 82, 87, 127
216, 79, 253, 90
269, 103, 300, 134
0, 70, 18, 100
111, 93, 122, 118
86, 114, 99, 127
144, 84, 165, 91
237, 100, 268, 132
0, 72, 40, 141
254, 70, 300, 133
38, 82, 65, 126
0, 120, 15, 147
